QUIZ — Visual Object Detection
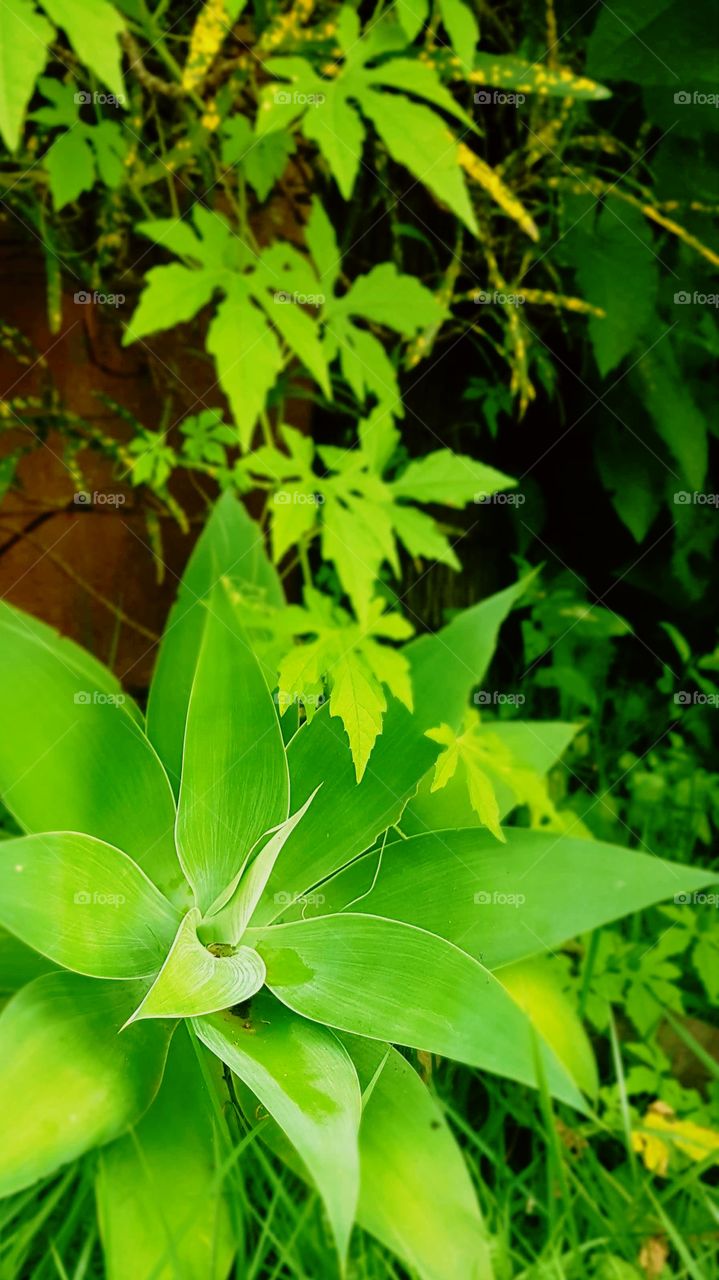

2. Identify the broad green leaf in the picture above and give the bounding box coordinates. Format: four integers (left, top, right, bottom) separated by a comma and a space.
392, 503, 459, 569
148, 490, 283, 793
0, 926, 54, 993
302, 88, 365, 199
256, 700, 439, 924
406, 573, 535, 732
498, 958, 598, 1098
205, 791, 319, 946
0, 605, 180, 896
306, 829, 714, 970
438, 0, 479, 67
196, 990, 361, 1263
127, 909, 266, 1023
97, 1028, 235, 1280
0, 832, 180, 978
360, 91, 478, 235
40, 0, 125, 97
207, 286, 283, 450
0, 972, 172, 1196
333, 262, 444, 332
0, 0, 53, 151
393, 449, 515, 506
252, 913, 584, 1106
254, 287, 329, 396
223, 117, 295, 202
125, 265, 221, 342
45, 128, 95, 208
366, 57, 474, 128
176, 582, 289, 912
345, 1037, 492, 1280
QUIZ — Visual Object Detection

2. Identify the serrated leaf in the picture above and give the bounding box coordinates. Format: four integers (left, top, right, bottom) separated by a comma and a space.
45, 128, 96, 208
303, 87, 366, 198
125, 265, 221, 342
392, 503, 459, 568
334, 261, 444, 333
305, 197, 341, 291
360, 90, 478, 235
438, 0, 479, 68
207, 286, 283, 450
330, 651, 387, 782
393, 448, 515, 506
0, 832, 180, 978
0, 0, 54, 151
40, 0, 125, 97
127, 909, 266, 1023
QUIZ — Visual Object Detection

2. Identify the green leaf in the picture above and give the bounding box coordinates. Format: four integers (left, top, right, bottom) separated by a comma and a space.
40, 0, 125, 97
207, 285, 283, 450
406, 574, 534, 732
465, 52, 610, 99
254, 287, 329, 396
346, 1037, 492, 1280
128, 909, 266, 1023
302, 88, 365, 199
305, 197, 341, 291
124, 265, 221, 342
222, 116, 295, 202
329, 651, 387, 783
45, 128, 96, 208
333, 262, 444, 332
426, 722, 506, 841
196, 990, 361, 1263
254, 913, 583, 1106
205, 791, 319, 946
395, 0, 428, 42
0, 832, 180, 978
0, 972, 172, 1196
438, 0, 479, 67
147, 491, 283, 793
392, 503, 459, 569
256, 701, 439, 924
393, 449, 515, 506
0, 926, 55, 993
359, 90, 478, 235
0, 0, 53, 151
499, 959, 598, 1098
176, 582, 289, 912
309, 829, 714, 969
96, 1027, 235, 1280
0, 604, 181, 898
